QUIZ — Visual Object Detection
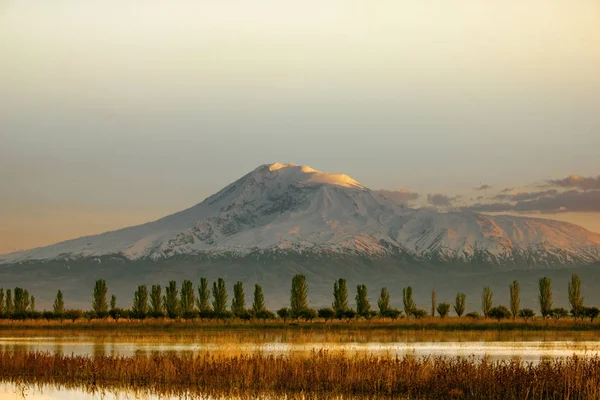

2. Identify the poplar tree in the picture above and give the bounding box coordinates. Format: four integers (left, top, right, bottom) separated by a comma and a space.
377, 287, 391, 316
402, 287, 416, 318
231, 281, 246, 316
568, 274, 584, 319
149, 284, 164, 317
92, 279, 108, 317
509, 280, 520, 320
431, 288, 437, 317
0, 289, 4, 316
132, 285, 149, 319
164, 280, 180, 319
110, 295, 117, 311
454, 292, 466, 317
180, 280, 195, 316
355, 284, 371, 317
252, 284, 266, 315
332, 279, 349, 317
290, 274, 308, 318
481, 287, 493, 319
212, 278, 228, 314
196, 277, 211, 313
29, 296, 35, 313
437, 302, 450, 318
5, 289, 13, 316
53, 290, 65, 317
538, 277, 553, 319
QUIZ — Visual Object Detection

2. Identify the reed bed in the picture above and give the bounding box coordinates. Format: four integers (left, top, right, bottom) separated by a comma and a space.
1, 351, 600, 399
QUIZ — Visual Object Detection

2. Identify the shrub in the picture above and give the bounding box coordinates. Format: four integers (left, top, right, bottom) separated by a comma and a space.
317, 308, 335, 322
518, 308, 535, 321
488, 306, 511, 321
466, 311, 481, 319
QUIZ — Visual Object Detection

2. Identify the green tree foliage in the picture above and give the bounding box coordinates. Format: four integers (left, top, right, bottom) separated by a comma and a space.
454, 292, 466, 318
402, 287, 416, 318
377, 287, 391, 316
132, 285, 149, 319
252, 284, 266, 315
437, 302, 450, 318
53, 290, 65, 317
355, 284, 371, 317
509, 280, 520, 320
466, 311, 481, 319
300, 308, 318, 322
332, 279, 349, 317
5, 289, 13, 316
164, 281, 180, 319
290, 274, 309, 318
583, 306, 600, 322
489, 305, 511, 321
412, 309, 428, 319
568, 274, 584, 319
110, 295, 116, 311
231, 281, 246, 316
518, 308, 536, 321
180, 280, 195, 317
550, 307, 569, 322
276, 307, 290, 322
538, 277, 553, 319
0, 289, 4, 316
196, 278, 211, 313
431, 288, 436, 318
212, 278, 228, 315
481, 287, 493, 319
318, 307, 335, 321
149, 284, 164, 318
29, 296, 35, 313
13, 288, 29, 315
92, 280, 109, 318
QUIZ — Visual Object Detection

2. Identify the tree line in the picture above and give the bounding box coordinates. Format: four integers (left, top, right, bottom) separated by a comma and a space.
0, 273, 598, 322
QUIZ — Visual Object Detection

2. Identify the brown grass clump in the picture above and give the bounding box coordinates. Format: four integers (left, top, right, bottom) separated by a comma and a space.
1, 351, 600, 399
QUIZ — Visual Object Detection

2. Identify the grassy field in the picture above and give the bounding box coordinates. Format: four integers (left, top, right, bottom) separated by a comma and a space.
1, 351, 599, 399
0, 316, 599, 332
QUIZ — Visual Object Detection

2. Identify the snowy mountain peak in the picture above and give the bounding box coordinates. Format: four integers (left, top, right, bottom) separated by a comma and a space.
1, 163, 600, 267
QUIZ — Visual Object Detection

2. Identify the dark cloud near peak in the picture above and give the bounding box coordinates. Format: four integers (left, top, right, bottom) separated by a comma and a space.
375, 189, 419, 204
500, 188, 514, 193
463, 189, 600, 214
427, 193, 456, 207
493, 189, 558, 202
474, 184, 491, 191
547, 175, 600, 191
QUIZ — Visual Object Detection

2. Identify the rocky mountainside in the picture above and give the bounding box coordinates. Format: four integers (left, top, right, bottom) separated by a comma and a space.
2, 163, 600, 267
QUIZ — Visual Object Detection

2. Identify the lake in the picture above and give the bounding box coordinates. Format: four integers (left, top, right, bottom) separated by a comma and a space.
1, 329, 600, 399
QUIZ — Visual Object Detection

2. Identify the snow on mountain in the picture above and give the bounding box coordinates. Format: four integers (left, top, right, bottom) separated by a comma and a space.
2, 163, 600, 266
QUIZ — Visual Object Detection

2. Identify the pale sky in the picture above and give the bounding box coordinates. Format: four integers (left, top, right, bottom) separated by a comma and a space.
1, 1, 599, 253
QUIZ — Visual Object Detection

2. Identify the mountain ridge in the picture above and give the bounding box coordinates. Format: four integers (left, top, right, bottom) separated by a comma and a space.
2, 163, 600, 267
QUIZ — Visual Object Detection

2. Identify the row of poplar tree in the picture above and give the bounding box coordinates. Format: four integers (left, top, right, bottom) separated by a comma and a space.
0, 273, 598, 322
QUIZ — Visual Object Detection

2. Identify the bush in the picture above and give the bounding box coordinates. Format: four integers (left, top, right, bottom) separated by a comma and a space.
436, 302, 451, 318
255, 310, 275, 321
300, 308, 318, 322
276, 307, 290, 322
583, 306, 600, 322
465, 311, 481, 319
412, 309, 428, 319
518, 308, 535, 321
64, 309, 83, 322
317, 308, 335, 322
550, 307, 569, 322
382, 308, 402, 319
488, 306, 511, 321
342, 309, 357, 322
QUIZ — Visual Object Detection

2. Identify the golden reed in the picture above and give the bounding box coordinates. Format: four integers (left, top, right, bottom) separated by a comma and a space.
1, 350, 600, 399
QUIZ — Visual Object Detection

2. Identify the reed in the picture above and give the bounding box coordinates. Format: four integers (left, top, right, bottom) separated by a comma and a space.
1, 351, 600, 399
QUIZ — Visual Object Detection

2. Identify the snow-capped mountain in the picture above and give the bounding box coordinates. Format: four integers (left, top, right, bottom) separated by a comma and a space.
2, 163, 600, 266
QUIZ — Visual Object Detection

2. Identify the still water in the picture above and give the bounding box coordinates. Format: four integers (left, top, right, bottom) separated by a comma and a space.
1, 329, 599, 399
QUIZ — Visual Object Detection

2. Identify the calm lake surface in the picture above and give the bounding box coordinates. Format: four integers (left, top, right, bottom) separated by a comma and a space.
1, 329, 599, 399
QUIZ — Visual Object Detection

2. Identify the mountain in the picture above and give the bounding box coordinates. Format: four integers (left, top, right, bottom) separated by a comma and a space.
2, 162, 600, 266
2, 163, 600, 310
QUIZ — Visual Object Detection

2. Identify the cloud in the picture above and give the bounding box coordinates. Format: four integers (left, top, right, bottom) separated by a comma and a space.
464, 189, 600, 213
375, 189, 419, 204
474, 184, 491, 191
427, 193, 456, 207
493, 189, 558, 202
500, 188, 514, 193
547, 175, 600, 191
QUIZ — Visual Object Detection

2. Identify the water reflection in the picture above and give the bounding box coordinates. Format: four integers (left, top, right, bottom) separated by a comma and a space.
0, 329, 599, 363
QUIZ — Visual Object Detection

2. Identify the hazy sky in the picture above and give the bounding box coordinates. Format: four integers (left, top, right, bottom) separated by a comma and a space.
1, 1, 599, 253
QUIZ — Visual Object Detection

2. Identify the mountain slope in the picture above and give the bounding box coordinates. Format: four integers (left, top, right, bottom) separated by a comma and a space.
2, 163, 600, 266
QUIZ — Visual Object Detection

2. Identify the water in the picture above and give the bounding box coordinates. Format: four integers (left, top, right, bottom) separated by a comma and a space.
1, 329, 599, 399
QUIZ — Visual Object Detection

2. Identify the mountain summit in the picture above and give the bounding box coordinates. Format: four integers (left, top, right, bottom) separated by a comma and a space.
2, 163, 600, 266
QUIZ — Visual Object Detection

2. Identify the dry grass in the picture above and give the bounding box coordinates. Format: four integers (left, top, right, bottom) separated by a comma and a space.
2, 351, 600, 399
0, 316, 598, 332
